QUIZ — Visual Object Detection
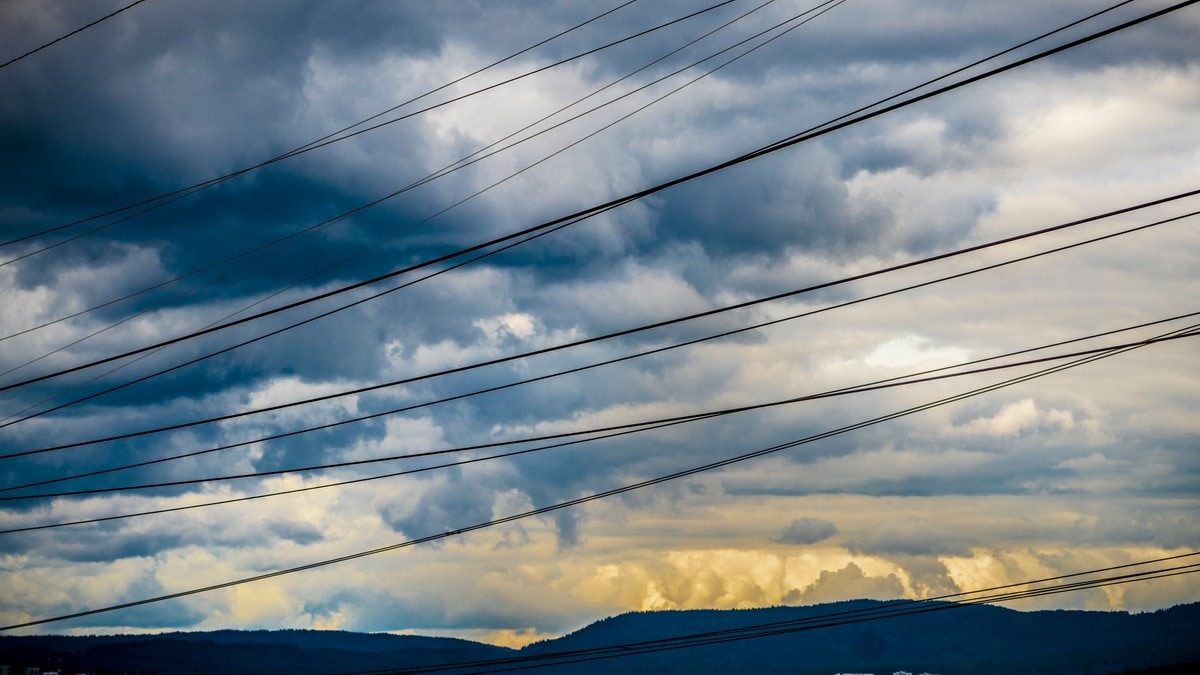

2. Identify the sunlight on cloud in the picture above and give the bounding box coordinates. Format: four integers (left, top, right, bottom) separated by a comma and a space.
953, 398, 1075, 438
473, 312, 537, 342
228, 583, 298, 626
863, 334, 972, 369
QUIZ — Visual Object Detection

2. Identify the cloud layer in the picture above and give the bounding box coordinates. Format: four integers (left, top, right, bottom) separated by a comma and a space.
1, 0, 1198, 640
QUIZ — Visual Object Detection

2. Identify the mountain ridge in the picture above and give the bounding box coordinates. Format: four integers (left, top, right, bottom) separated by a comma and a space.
2, 600, 1197, 674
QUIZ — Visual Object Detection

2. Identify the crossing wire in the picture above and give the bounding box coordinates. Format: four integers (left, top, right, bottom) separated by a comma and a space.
0, 0, 841, 430
0, 0, 735, 256
346, 553, 1200, 674
0, 311, 1190, 630
1, 318, 1195, 532
2, 329, 1196, 502
0, 0, 810, 438
3, 189, 1195, 459
0, 0, 844, 423
0, 0, 859, 425
0, 306, 1193, 503
0, 0, 783, 351
0, 0, 1159, 433
1, 0, 1189, 398
0, 0, 1133, 365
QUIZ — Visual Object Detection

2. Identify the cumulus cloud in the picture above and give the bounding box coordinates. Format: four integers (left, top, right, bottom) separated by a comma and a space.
953, 398, 1075, 439
784, 562, 906, 605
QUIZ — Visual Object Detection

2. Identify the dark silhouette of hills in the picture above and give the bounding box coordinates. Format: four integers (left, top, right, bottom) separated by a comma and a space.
0, 629, 509, 675
519, 600, 1200, 674
2, 600, 1197, 674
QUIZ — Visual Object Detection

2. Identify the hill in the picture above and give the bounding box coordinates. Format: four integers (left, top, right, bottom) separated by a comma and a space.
1, 600, 1197, 674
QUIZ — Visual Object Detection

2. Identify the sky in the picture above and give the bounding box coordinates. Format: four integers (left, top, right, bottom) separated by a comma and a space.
0, 0, 1198, 648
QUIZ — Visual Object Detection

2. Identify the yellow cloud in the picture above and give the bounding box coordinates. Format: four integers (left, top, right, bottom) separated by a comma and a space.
229, 583, 297, 625
565, 547, 901, 613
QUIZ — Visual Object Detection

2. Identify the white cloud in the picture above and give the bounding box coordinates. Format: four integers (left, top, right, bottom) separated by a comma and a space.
864, 334, 972, 369
954, 398, 1075, 438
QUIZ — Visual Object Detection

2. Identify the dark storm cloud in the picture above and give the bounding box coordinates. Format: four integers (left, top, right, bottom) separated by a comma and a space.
2, 527, 186, 563
651, 145, 875, 258
0, 0, 455, 304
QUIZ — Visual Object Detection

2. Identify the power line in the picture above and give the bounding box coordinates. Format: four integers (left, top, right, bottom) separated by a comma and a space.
3, 329, 1196, 502
346, 553, 1200, 674
0, 0, 782, 351
0, 0, 854, 431
3, 0, 1192, 646
3, 316, 1195, 533
0, 0, 151, 71
1, 0, 1188, 397
0, 203, 610, 431
0, 0, 734, 257
0, 0, 642, 250
0, 0, 843, 409
4, 189, 1194, 457
5, 306, 1193, 499
0, 313, 1188, 630
2, 2, 815, 425
2, 0, 1164, 430
404, 568, 1200, 673
0, 0, 1129, 372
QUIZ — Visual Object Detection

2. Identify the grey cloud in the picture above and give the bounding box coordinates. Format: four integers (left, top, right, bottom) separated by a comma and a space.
266, 519, 325, 545
654, 145, 874, 259
848, 517, 973, 557
776, 516, 838, 545
4, 528, 187, 564
1070, 512, 1200, 550
376, 473, 498, 540
549, 509, 584, 549
889, 554, 960, 597
57, 596, 206, 631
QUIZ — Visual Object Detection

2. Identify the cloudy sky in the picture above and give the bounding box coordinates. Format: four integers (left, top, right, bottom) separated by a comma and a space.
0, 0, 1198, 647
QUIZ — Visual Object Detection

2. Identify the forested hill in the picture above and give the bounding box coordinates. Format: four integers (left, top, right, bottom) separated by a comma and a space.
520, 600, 1200, 674
2, 600, 1198, 674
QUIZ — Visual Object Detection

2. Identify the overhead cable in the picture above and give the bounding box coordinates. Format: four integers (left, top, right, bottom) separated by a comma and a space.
0, 311, 1189, 631
2, 315, 1196, 532
0, 0, 785, 350
3, 189, 1194, 455
0, 0, 1129, 359
0, 0, 151, 70
0, 0, 842, 418
3, 328, 1196, 502
3, 307, 1194, 499
349, 553, 1200, 673
1, 0, 1190, 395
0, 0, 737, 256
